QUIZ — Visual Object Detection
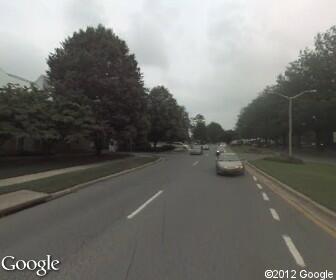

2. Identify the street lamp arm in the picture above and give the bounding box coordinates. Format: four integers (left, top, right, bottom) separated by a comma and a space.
292, 89, 317, 99
272, 92, 290, 100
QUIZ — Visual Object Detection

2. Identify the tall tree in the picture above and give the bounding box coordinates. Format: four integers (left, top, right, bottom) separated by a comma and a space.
236, 25, 336, 148
47, 25, 148, 154
148, 86, 189, 148
191, 114, 208, 143
206, 122, 224, 143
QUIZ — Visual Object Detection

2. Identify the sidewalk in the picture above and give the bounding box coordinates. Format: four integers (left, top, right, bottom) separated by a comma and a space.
0, 161, 111, 188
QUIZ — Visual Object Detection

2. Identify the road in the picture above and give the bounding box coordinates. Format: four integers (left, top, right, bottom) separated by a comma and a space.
0, 149, 335, 279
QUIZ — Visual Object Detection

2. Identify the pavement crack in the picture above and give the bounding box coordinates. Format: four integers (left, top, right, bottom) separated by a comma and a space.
161, 195, 167, 245
124, 230, 138, 280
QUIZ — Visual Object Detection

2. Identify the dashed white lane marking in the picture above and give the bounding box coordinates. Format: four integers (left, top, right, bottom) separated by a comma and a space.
253, 176, 257, 181
127, 190, 163, 219
192, 161, 199, 166
270, 208, 280, 221
256, 183, 263, 190
262, 192, 270, 201
282, 235, 306, 267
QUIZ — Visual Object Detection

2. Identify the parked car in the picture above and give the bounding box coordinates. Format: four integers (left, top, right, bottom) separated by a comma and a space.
189, 144, 203, 155
216, 153, 244, 175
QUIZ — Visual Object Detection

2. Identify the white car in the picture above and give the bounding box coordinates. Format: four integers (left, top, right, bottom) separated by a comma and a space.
189, 144, 203, 155
171, 142, 189, 151
202, 144, 209, 150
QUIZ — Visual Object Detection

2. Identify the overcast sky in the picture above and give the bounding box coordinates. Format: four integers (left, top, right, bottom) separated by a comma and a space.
1, 0, 336, 128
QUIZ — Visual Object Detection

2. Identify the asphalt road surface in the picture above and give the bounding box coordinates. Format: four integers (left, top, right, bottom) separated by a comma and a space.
0, 149, 335, 279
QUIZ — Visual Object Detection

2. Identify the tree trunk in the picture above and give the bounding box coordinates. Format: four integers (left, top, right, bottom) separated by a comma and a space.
17, 137, 25, 155
94, 135, 103, 156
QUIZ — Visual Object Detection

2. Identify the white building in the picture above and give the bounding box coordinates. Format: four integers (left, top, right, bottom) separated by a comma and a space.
0, 68, 32, 88
0, 68, 48, 90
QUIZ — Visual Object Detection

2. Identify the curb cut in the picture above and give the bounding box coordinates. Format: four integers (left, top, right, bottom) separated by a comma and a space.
245, 161, 336, 237
0, 157, 162, 217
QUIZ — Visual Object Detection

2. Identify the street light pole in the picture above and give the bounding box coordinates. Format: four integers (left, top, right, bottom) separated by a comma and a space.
288, 97, 293, 157
272, 89, 317, 157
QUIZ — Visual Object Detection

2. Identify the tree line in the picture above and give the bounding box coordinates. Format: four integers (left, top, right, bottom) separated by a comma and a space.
191, 114, 235, 144
236, 26, 336, 148
0, 25, 189, 155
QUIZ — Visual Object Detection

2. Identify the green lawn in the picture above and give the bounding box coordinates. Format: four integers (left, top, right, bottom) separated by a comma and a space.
0, 153, 130, 179
0, 156, 158, 195
252, 159, 336, 211
231, 145, 275, 155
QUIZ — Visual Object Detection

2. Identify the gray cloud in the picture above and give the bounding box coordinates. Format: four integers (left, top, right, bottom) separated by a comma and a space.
0, 33, 47, 81
1, 0, 336, 128
63, 0, 106, 32
126, 16, 169, 69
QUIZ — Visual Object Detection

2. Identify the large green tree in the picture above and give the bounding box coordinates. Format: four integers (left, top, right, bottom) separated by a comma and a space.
0, 85, 59, 153
206, 122, 224, 143
236, 25, 336, 148
148, 86, 189, 148
47, 25, 149, 154
191, 114, 208, 143
0, 85, 96, 154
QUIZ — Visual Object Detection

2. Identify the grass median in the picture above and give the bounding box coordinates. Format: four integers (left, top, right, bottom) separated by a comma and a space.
0, 156, 158, 195
251, 159, 336, 212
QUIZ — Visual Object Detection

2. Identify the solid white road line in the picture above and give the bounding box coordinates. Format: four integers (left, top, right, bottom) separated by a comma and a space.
256, 183, 263, 190
262, 192, 270, 201
282, 235, 306, 267
253, 176, 257, 181
270, 208, 280, 221
127, 190, 163, 219
192, 161, 199, 166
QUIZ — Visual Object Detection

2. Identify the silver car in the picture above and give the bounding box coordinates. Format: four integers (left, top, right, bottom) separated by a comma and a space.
189, 144, 203, 155
216, 153, 244, 175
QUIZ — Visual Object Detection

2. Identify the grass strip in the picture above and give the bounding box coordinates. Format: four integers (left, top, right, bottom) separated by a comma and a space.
0, 156, 158, 195
252, 159, 336, 211
0, 153, 130, 179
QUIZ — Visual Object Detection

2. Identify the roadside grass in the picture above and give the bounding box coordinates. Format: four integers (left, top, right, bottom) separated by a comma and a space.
0, 153, 130, 179
252, 159, 336, 211
0, 156, 158, 195
231, 145, 275, 155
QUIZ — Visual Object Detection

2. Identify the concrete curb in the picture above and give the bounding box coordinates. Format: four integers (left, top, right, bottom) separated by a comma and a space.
245, 161, 336, 237
0, 157, 162, 216
0, 194, 49, 217
48, 157, 163, 200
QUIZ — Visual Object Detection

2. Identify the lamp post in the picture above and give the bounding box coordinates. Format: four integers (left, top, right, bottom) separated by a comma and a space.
273, 90, 317, 157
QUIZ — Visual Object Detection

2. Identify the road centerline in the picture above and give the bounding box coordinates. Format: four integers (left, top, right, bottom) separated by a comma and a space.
269, 208, 280, 221
282, 235, 306, 267
127, 190, 163, 219
262, 192, 270, 201
192, 161, 199, 166
253, 176, 257, 181
256, 183, 263, 190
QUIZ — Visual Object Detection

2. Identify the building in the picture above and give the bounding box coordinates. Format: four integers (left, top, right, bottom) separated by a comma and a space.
0, 68, 48, 90
0, 68, 50, 155
0, 68, 32, 88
